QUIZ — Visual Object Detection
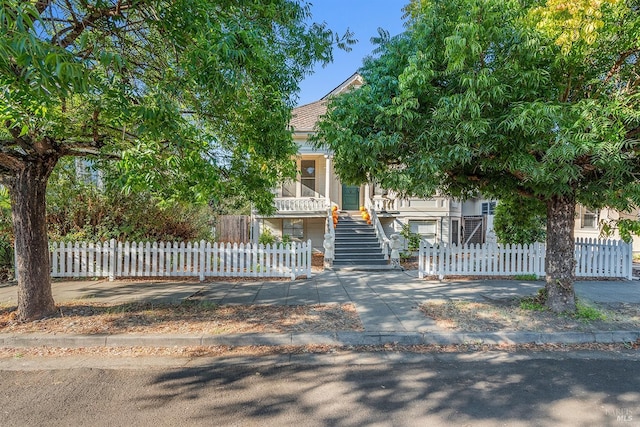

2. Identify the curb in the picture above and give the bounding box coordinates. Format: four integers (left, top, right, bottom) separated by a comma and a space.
1, 330, 639, 349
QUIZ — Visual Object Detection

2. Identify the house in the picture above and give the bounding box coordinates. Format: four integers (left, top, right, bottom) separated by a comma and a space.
251, 73, 497, 252
574, 205, 640, 252
252, 73, 640, 256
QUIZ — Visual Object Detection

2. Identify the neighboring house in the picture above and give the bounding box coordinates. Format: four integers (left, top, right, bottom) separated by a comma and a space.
574, 205, 640, 252
251, 73, 497, 251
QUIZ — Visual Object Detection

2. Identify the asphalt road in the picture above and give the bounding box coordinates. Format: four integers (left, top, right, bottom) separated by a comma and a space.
1, 351, 639, 426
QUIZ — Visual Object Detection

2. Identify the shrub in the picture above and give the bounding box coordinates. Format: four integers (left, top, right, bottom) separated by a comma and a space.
259, 229, 277, 245
400, 224, 421, 252
494, 196, 546, 245
46, 159, 214, 242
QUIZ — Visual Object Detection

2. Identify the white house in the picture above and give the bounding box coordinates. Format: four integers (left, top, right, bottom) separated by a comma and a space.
252, 74, 497, 251
252, 73, 640, 256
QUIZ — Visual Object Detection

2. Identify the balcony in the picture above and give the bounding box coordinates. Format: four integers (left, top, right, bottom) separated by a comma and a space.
261, 198, 329, 217
369, 196, 399, 213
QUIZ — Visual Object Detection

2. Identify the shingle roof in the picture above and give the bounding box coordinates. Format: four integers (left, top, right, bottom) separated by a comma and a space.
290, 100, 327, 132
290, 73, 363, 132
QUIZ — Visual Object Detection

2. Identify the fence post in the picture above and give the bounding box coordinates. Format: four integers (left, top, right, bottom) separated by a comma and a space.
199, 240, 205, 281
418, 240, 424, 279
626, 241, 633, 280
108, 239, 116, 281
306, 239, 312, 279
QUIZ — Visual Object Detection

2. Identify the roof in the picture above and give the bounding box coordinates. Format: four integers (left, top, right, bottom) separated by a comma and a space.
291, 73, 363, 133
290, 99, 327, 132
321, 72, 363, 100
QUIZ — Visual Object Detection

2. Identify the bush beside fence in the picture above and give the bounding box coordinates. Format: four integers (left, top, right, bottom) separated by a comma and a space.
418, 238, 632, 280
50, 240, 312, 281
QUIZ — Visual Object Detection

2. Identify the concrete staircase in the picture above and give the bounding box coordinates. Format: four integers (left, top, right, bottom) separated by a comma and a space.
333, 212, 388, 267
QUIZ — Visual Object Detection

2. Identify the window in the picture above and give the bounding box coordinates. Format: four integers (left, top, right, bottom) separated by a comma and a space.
409, 220, 437, 244
373, 183, 386, 196
283, 219, 304, 239
301, 160, 316, 197
581, 208, 598, 229
482, 201, 497, 215
281, 179, 296, 197
75, 159, 103, 189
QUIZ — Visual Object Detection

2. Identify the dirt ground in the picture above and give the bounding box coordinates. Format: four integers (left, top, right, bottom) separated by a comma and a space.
0, 302, 363, 335
420, 299, 640, 332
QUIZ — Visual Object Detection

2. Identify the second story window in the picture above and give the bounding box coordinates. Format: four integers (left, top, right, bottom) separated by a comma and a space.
482, 201, 496, 215
281, 179, 296, 197
301, 160, 316, 197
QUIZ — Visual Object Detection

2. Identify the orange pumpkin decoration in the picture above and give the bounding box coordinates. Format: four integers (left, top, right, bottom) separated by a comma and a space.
332, 205, 338, 212
359, 206, 366, 212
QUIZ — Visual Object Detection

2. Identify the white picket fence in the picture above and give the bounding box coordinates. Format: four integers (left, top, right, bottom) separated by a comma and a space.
50, 240, 313, 281
418, 238, 632, 279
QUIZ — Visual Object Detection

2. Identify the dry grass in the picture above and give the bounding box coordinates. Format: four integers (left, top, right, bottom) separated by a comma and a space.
0, 301, 363, 335
421, 299, 640, 332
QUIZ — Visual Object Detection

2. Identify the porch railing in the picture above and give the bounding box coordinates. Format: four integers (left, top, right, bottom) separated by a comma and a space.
370, 196, 398, 212
275, 198, 329, 212
326, 208, 335, 239
365, 197, 390, 259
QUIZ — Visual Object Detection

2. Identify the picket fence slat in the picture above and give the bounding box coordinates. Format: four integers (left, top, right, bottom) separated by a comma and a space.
50, 240, 312, 281
419, 239, 632, 280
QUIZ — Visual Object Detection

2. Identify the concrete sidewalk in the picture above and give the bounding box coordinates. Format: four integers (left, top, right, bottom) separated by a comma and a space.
1, 269, 640, 348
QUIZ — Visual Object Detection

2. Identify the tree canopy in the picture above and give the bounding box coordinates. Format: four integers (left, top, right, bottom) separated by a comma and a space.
1, 0, 353, 211
0, 0, 352, 320
315, 0, 640, 312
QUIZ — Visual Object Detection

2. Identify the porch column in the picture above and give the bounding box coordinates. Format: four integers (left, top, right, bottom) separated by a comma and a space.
364, 183, 370, 208
324, 154, 332, 208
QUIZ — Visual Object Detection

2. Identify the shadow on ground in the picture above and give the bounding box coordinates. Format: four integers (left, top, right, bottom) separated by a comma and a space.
136, 356, 640, 425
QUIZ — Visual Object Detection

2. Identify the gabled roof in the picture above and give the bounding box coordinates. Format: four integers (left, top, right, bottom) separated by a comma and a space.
290, 99, 327, 133
321, 72, 363, 100
291, 73, 363, 133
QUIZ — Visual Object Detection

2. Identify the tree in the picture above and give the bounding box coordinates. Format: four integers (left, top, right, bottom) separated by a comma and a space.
315, 0, 640, 313
0, 0, 352, 320
493, 197, 546, 245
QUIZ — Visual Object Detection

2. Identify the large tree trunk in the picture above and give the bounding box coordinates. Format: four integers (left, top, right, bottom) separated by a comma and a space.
9, 156, 59, 321
545, 194, 577, 313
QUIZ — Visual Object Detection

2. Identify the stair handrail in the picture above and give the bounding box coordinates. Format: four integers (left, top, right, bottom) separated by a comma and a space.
326, 206, 335, 238
365, 197, 390, 260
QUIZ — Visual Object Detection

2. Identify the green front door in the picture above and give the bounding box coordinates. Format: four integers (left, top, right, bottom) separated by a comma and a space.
341, 185, 360, 210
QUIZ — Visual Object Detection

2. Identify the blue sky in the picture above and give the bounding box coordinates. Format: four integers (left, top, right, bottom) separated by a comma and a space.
296, 1, 407, 106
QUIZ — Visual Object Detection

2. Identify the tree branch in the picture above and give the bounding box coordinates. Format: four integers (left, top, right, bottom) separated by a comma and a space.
626, 126, 640, 140
604, 48, 640, 85
54, 1, 136, 48
4, 121, 34, 154
65, 148, 121, 160
0, 149, 26, 171
35, 0, 52, 14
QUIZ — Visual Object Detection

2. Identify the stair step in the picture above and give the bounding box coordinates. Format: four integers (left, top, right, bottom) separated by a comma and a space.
333, 260, 389, 266
335, 243, 381, 249
331, 213, 388, 268
335, 249, 385, 254
334, 234, 378, 239
335, 256, 386, 261
335, 229, 377, 235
